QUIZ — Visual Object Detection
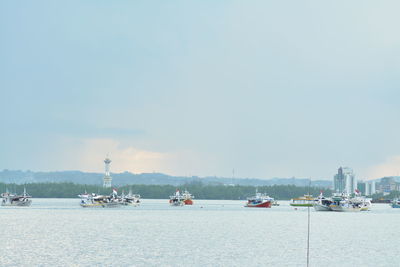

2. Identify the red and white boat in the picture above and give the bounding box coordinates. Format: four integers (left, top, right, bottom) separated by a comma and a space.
182, 190, 194, 205
169, 189, 195, 206
245, 190, 273, 208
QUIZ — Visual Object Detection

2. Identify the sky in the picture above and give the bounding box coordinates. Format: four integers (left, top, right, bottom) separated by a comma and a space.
1, 1, 400, 180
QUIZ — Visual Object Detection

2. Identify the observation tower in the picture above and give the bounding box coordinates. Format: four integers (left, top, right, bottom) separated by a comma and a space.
103, 157, 112, 188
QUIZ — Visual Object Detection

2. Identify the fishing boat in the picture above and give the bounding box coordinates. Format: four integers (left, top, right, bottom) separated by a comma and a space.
355, 196, 372, 211
245, 190, 273, 208
1, 188, 32, 207
79, 189, 123, 208
313, 192, 333, 211
329, 197, 362, 212
182, 190, 194, 205
79, 193, 107, 208
122, 190, 141, 206
290, 195, 314, 207
169, 189, 184, 206
329, 192, 371, 212
391, 198, 400, 208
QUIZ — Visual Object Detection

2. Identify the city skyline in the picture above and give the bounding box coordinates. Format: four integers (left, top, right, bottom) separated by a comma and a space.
1, 1, 400, 180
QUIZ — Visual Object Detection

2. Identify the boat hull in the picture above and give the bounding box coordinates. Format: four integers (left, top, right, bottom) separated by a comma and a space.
313, 204, 331, 211
245, 201, 272, 208
170, 202, 184, 206
330, 205, 361, 212
1, 200, 32, 207
124, 202, 140, 207
169, 199, 184, 206
183, 199, 193, 205
80, 202, 122, 208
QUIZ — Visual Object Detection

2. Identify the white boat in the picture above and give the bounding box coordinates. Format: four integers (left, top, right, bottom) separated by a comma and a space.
79, 189, 124, 208
329, 192, 371, 212
121, 190, 141, 206
1, 188, 32, 207
169, 190, 184, 206
79, 193, 104, 208
329, 189, 372, 212
354, 196, 372, 211
330, 201, 362, 212
313, 192, 333, 211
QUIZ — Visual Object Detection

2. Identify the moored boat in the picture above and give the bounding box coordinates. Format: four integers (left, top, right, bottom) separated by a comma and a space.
290, 195, 314, 207
1, 188, 32, 207
79, 189, 124, 208
329, 199, 362, 212
169, 189, 184, 206
391, 198, 400, 208
122, 190, 141, 206
245, 190, 273, 208
329, 192, 371, 212
182, 190, 194, 205
313, 192, 333, 211
356, 197, 372, 211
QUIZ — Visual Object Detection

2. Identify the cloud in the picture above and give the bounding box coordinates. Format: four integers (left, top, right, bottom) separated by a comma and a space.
366, 155, 400, 180
77, 138, 210, 176
78, 138, 167, 173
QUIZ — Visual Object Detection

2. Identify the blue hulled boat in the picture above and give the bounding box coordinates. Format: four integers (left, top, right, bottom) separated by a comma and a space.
391, 199, 400, 208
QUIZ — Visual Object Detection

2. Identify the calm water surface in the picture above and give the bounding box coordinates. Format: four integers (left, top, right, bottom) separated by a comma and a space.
0, 199, 399, 267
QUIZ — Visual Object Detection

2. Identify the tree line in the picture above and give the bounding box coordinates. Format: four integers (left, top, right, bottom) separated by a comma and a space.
0, 182, 333, 200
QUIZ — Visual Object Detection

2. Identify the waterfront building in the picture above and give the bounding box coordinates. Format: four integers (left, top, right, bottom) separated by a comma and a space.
378, 177, 399, 195
103, 157, 112, 188
364, 181, 376, 196
333, 167, 357, 194
371, 180, 376, 195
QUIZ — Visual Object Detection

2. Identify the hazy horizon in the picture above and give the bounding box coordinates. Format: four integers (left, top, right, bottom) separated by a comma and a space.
1, 1, 400, 180
0, 165, 388, 183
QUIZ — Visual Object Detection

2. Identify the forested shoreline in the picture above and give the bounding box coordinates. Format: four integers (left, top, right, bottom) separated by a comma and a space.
0, 182, 333, 200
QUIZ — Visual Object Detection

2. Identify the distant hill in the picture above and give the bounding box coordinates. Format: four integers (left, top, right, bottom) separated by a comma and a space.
0, 169, 332, 188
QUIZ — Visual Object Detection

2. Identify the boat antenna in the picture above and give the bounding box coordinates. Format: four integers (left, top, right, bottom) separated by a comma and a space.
307, 178, 311, 267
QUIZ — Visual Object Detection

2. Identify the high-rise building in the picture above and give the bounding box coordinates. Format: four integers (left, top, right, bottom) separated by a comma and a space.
371, 181, 376, 195
333, 167, 357, 194
364, 180, 377, 196
365, 182, 370, 196
103, 157, 112, 188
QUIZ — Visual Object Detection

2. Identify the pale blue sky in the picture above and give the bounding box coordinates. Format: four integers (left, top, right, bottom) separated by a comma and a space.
1, 1, 400, 180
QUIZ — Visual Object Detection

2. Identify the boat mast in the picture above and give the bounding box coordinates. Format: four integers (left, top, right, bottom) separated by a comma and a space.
307, 178, 311, 267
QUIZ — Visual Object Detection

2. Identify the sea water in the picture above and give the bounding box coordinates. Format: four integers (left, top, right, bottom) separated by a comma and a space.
0, 199, 399, 267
